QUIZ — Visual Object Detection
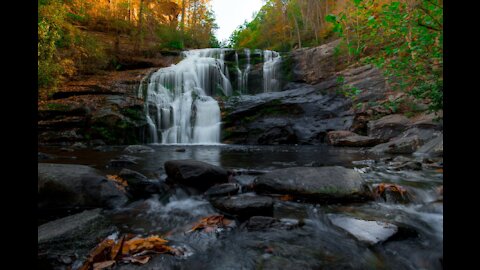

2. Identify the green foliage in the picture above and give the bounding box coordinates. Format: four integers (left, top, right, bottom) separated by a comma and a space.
156, 25, 184, 50
45, 103, 71, 111
38, 0, 66, 89
38, 0, 111, 93
336, 75, 362, 100
326, 0, 443, 113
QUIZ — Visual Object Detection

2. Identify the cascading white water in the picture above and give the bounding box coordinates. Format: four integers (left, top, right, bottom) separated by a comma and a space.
141, 48, 283, 144
234, 49, 252, 94
263, 50, 282, 92
143, 48, 232, 144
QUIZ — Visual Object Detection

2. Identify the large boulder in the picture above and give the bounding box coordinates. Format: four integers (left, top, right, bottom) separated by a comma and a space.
119, 168, 165, 198
368, 114, 411, 142
210, 193, 273, 218
253, 166, 370, 202
164, 160, 229, 190
326, 130, 381, 147
38, 163, 128, 210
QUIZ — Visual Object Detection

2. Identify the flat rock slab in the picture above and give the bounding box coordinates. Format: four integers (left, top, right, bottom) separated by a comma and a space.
369, 135, 422, 154
38, 209, 116, 269
328, 214, 398, 245
165, 159, 229, 191
38, 209, 107, 244
253, 166, 369, 203
210, 193, 273, 218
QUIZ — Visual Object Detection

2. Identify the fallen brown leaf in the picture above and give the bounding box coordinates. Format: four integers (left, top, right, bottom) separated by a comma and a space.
81, 234, 176, 269
130, 256, 151, 264
374, 183, 408, 198
93, 260, 115, 270
279, 195, 294, 201
188, 215, 233, 233
106, 175, 128, 192
111, 235, 125, 260
80, 238, 115, 270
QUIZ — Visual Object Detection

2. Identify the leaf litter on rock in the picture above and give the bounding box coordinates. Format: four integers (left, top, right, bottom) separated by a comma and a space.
106, 175, 128, 192
80, 233, 179, 270
187, 215, 233, 233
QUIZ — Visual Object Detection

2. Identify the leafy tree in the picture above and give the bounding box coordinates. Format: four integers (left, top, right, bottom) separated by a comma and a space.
326, 0, 443, 112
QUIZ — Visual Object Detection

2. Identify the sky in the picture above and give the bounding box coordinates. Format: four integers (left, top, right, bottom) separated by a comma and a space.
210, 0, 264, 43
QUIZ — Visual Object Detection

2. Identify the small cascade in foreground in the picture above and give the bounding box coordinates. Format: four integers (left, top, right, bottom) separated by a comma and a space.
263, 50, 282, 92
139, 48, 283, 144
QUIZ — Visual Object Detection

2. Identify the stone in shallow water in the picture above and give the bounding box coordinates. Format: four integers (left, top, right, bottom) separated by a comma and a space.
210, 193, 273, 218
253, 166, 369, 203
165, 159, 229, 191
123, 144, 155, 153
205, 183, 240, 198
328, 214, 398, 245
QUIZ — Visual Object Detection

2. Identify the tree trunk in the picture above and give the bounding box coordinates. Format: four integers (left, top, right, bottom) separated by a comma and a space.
293, 15, 302, 48
134, 0, 144, 53
181, 0, 186, 33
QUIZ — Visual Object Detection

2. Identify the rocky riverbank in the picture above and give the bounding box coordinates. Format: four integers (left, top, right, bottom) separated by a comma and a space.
38, 144, 443, 270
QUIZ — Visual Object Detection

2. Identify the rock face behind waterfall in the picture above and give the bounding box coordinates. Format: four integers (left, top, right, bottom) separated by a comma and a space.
222, 65, 387, 144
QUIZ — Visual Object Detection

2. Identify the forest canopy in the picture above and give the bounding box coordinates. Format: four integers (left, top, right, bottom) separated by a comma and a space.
38, 0, 219, 92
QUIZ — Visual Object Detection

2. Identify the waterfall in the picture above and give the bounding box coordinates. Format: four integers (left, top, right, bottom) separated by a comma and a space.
263, 50, 282, 92
140, 48, 283, 144
142, 48, 232, 144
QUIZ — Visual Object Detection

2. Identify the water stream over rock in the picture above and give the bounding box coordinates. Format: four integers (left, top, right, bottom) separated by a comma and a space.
140, 48, 282, 144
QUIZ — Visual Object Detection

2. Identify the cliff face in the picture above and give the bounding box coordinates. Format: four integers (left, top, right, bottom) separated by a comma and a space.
221, 39, 441, 148
38, 55, 180, 146
221, 64, 388, 145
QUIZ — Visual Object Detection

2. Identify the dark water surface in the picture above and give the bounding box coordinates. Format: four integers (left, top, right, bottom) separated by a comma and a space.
39, 145, 443, 270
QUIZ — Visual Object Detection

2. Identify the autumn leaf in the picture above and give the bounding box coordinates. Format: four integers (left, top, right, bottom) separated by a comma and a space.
374, 183, 408, 198
80, 238, 115, 270
187, 215, 233, 233
106, 175, 128, 192
82, 234, 177, 269
279, 195, 294, 201
122, 235, 172, 255
93, 260, 115, 270
111, 235, 125, 260
130, 256, 151, 264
